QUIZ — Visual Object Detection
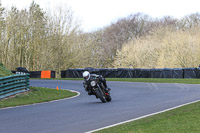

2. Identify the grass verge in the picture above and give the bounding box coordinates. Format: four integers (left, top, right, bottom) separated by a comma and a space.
31, 78, 200, 84
0, 63, 13, 77
107, 78, 200, 84
95, 101, 200, 133
0, 86, 77, 109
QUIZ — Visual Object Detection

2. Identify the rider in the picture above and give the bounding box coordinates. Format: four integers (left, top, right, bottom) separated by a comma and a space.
82, 71, 111, 95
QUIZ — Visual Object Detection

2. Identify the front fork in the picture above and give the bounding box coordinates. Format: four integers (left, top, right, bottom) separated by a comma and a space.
97, 84, 106, 97
91, 84, 105, 98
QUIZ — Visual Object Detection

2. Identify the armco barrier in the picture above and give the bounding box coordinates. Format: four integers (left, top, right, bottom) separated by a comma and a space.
0, 74, 29, 99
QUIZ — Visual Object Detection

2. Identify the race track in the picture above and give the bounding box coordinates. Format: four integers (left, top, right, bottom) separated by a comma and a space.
1, 80, 200, 133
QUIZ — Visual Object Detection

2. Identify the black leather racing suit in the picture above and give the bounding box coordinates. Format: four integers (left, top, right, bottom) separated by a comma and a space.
83, 74, 109, 95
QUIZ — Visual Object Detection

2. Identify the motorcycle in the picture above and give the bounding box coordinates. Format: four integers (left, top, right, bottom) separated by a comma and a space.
88, 77, 112, 103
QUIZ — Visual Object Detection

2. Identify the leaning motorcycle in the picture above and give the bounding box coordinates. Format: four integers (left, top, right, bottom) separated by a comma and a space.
88, 78, 112, 103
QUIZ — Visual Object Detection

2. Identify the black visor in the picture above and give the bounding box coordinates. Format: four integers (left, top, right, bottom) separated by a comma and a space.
84, 76, 89, 80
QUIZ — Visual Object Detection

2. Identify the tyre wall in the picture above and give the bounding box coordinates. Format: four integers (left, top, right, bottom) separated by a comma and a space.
61, 68, 200, 78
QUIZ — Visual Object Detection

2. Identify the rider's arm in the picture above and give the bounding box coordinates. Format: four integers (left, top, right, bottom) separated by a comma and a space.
98, 75, 108, 88
83, 81, 89, 91
99, 75, 105, 82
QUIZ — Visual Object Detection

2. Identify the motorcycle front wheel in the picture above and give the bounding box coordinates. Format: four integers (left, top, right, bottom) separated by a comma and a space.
95, 89, 106, 103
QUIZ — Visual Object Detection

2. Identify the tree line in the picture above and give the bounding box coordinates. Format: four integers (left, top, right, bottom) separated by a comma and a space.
0, 1, 200, 77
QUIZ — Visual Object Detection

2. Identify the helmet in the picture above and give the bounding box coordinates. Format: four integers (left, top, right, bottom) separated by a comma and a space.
83, 71, 90, 81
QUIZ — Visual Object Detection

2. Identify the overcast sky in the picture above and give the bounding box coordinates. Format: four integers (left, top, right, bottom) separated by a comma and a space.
1, 0, 200, 32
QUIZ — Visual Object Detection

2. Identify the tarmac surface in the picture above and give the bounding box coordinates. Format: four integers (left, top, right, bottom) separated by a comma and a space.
1, 80, 200, 133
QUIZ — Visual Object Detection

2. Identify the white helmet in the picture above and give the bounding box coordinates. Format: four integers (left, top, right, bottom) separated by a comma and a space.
83, 71, 90, 81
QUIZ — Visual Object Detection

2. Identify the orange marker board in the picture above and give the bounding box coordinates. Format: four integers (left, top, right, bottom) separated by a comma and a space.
41, 70, 51, 78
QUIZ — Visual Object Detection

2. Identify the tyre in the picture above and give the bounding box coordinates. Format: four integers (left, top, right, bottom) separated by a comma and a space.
96, 89, 106, 103
106, 94, 112, 102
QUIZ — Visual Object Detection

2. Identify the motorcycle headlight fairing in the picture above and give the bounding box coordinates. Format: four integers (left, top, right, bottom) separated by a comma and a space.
90, 81, 96, 86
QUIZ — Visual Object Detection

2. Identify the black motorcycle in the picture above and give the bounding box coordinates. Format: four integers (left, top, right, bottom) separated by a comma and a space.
88, 77, 112, 103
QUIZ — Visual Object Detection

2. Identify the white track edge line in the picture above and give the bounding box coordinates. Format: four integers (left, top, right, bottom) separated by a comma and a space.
85, 99, 200, 133
1, 89, 81, 110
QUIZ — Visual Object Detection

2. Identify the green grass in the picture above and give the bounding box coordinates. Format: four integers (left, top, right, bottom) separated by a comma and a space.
96, 101, 200, 133
106, 78, 200, 84
0, 86, 77, 108
31, 78, 83, 80
0, 63, 13, 77
31, 78, 200, 84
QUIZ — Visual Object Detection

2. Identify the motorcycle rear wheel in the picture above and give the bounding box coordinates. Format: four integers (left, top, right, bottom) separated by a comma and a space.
106, 94, 112, 102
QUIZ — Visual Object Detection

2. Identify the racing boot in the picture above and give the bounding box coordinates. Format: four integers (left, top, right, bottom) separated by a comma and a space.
104, 87, 111, 96
105, 87, 111, 92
